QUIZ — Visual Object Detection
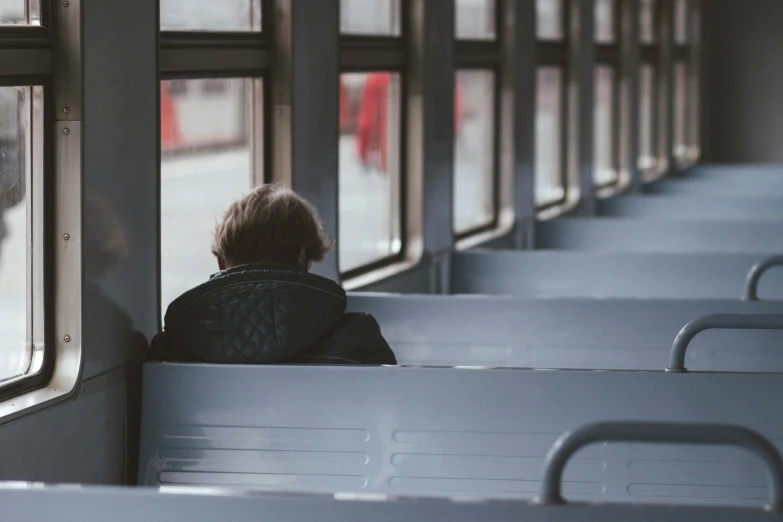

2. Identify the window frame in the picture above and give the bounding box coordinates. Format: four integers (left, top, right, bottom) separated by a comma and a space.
673, 0, 698, 168
453, 0, 502, 240
593, 0, 622, 190
337, 0, 409, 281
535, 0, 570, 211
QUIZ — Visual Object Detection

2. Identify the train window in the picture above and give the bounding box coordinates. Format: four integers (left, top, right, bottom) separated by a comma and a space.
0, 85, 43, 385
340, 0, 401, 36
594, 66, 616, 186
640, 0, 656, 44
638, 64, 656, 172
454, 70, 496, 234
594, 0, 615, 43
160, 78, 262, 312
338, 72, 402, 273
673, 62, 688, 162
537, 0, 564, 41
456, 0, 496, 40
674, 0, 689, 45
535, 67, 565, 206
0, 0, 39, 25
160, 0, 262, 32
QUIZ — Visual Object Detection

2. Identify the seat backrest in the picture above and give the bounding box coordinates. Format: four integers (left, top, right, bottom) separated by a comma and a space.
347, 295, 783, 371
0, 484, 776, 522
536, 218, 783, 253
139, 363, 783, 508
599, 195, 783, 220
451, 251, 783, 300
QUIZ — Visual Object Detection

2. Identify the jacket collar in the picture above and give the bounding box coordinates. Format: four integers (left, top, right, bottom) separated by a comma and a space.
210, 262, 306, 280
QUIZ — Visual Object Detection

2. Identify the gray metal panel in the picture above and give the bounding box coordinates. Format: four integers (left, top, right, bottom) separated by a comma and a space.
139, 363, 783, 508
347, 294, 783, 371
599, 195, 783, 219
536, 218, 783, 253
451, 251, 783, 300
1, 485, 780, 522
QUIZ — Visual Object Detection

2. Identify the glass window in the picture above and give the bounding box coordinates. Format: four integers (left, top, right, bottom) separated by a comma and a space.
673, 62, 688, 161
454, 70, 495, 233
0, 86, 42, 384
0, 0, 39, 25
594, 0, 615, 43
535, 67, 564, 206
338, 72, 402, 273
594, 66, 616, 186
160, 78, 261, 312
674, 0, 689, 45
456, 0, 496, 40
160, 0, 261, 32
537, 0, 564, 41
640, 0, 657, 44
340, 0, 401, 36
638, 64, 656, 171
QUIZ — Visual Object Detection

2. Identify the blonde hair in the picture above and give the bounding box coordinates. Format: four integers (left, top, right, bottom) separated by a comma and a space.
212, 185, 333, 268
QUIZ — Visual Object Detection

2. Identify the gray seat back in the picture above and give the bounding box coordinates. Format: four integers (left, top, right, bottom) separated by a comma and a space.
536, 218, 783, 253
348, 295, 783, 371
599, 195, 783, 220
139, 363, 783, 508
451, 251, 783, 300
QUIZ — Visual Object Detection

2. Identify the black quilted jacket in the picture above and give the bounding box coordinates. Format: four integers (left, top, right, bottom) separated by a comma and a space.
152, 263, 397, 365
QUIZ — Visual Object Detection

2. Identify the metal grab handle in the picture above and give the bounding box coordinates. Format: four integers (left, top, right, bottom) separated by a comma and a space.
744, 256, 783, 301
535, 421, 783, 511
666, 313, 783, 373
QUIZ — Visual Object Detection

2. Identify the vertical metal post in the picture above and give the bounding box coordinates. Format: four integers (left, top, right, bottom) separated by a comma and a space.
271, 0, 340, 281
622, 0, 642, 192
504, 0, 537, 248
407, 0, 455, 293
658, 0, 676, 174
570, 0, 596, 215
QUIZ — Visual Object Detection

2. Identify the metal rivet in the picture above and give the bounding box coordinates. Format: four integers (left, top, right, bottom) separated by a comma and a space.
63, 107, 70, 114
63, 128, 70, 135
64, 335, 71, 343
63, 1, 69, 6
63, 233, 70, 240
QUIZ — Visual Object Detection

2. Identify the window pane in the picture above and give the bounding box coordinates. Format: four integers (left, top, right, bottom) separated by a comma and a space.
160, 78, 259, 312
340, 0, 401, 36
640, 0, 657, 44
594, 66, 616, 186
674, 0, 689, 45
638, 64, 656, 171
594, 0, 615, 43
0, 86, 37, 383
454, 70, 495, 233
0, 0, 40, 25
456, 0, 496, 40
536, 67, 564, 206
160, 0, 261, 31
673, 62, 688, 161
537, 0, 564, 40
339, 72, 402, 273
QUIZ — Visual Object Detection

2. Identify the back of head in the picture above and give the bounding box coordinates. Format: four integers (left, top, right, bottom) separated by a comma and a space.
212, 185, 332, 269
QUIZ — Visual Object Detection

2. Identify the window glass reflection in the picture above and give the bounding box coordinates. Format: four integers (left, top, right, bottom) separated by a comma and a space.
454, 70, 495, 233
594, 66, 616, 186
340, 0, 401, 36
456, 0, 496, 40
160, 0, 261, 31
639, 65, 656, 171
640, 0, 657, 44
0, 0, 40, 25
674, 0, 689, 45
536, 67, 564, 206
160, 78, 259, 312
339, 72, 402, 273
594, 0, 615, 43
537, 0, 564, 40
673, 62, 688, 162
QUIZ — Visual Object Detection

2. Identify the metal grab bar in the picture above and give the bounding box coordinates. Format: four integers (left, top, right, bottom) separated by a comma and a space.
666, 313, 783, 373
535, 421, 783, 511
744, 256, 783, 301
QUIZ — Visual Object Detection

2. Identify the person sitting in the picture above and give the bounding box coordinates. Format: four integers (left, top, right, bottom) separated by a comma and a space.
152, 185, 397, 366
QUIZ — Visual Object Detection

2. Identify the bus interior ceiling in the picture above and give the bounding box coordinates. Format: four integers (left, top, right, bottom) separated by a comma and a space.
1, 0, 783, 520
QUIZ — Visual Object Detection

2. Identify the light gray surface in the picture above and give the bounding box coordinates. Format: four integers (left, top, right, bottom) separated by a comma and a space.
536, 218, 783, 253
140, 363, 783, 508
1, 484, 781, 522
645, 177, 783, 197
347, 295, 783, 371
599, 195, 783, 219
451, 251, 783, 299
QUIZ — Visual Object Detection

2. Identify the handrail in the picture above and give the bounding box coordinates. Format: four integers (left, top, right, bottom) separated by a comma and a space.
666, 313, 783, 373
744, 256, 783, 301
535, 421, 783, 511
